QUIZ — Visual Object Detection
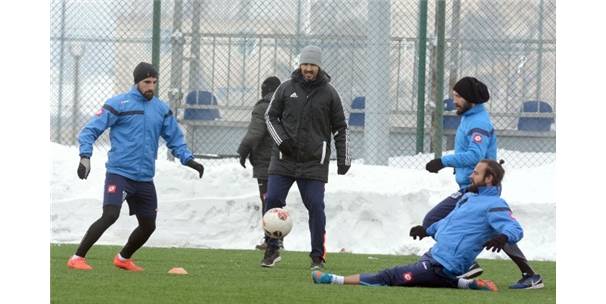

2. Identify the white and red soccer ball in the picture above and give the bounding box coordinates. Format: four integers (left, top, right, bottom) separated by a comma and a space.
262, 208, 293, 238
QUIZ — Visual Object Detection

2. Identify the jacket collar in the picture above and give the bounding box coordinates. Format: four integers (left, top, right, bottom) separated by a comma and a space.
262, 92, 274, 101
129, 85, 153, 102
476, 186, 501, 196
462, 103, 486, 117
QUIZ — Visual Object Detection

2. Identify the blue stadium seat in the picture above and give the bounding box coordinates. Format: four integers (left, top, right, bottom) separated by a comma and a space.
183, 90, 220, 120
443, 98, 461, 129
517, 100, 554, 132
348, 96, 365, 127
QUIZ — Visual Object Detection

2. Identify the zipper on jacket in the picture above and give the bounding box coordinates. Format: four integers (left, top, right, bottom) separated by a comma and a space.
320, 141, 326, 164
279, 151, 283, 160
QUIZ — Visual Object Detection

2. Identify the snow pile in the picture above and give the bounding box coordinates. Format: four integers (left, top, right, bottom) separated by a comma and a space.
51, 143, 555, 261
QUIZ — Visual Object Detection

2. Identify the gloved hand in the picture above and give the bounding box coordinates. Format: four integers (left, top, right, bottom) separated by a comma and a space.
337, 164, 350, 175
484, 234, 508, 252
425, 158, 445, 173
77, 156, 91, 180
409, 225, 428, 240
237, 146, 251, 168
186, 159, 205, 178
278, 138, 295, 156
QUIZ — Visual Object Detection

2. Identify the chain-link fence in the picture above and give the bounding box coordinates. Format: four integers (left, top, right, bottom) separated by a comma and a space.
50, 0, 555, 168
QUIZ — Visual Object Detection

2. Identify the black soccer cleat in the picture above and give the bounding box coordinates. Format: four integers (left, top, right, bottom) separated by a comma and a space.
457, 262, 484, 279
509, 273, 544, 289
310, 256, 325, 270
260, 246, 281, 267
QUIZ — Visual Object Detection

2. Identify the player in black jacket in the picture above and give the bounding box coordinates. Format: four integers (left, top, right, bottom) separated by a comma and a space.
262, 45, 350, 270
238, 76, 281, 250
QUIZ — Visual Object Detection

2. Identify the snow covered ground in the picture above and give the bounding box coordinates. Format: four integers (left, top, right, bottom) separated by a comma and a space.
50, 143, 555, 261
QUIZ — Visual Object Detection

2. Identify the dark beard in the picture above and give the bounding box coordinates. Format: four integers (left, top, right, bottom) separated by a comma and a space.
142, 91, 154, 100
467, 184, 480, 193
456, 101, 472, 115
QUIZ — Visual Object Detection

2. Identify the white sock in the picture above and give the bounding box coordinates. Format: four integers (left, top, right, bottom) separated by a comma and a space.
457, 278, 473, 289
70, 255, 83, 260
331, 275, 345, 285
117, 253, 127, 261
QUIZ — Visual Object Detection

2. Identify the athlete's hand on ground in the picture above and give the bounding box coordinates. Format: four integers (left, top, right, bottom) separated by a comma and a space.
186, 159, 205, 178
425, 158, 445, 173
409, 225, 428, 240
77, 156, 91, 180
484, 234, 508, 252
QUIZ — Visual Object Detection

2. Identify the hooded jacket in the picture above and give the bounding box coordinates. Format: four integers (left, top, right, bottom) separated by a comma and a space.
265, 69, 350, 182
426, 186, 523, 276
238, 92, 275, 179
78, 86, 193, 181
441, 104, 497, 188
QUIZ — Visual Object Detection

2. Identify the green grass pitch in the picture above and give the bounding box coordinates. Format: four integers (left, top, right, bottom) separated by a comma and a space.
51, 244, 555, 304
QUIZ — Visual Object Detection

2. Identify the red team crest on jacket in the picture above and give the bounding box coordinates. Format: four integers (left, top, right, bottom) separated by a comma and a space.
472, 132, 483, 143
107, 185, 117, 193
403, 272, 413, 282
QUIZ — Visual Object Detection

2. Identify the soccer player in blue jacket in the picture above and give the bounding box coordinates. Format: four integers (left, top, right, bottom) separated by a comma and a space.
422, 77, 542, 289
66, 62, 205, 271
312, 160, 534, 291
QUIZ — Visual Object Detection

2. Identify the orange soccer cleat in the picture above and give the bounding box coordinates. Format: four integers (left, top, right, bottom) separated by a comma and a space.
469, 279, 498, 292
67, 256, 93, 270
113, 255, 144, 272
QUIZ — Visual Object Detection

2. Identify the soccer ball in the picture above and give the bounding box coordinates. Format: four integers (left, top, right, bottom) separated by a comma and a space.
263, 208, 293, 238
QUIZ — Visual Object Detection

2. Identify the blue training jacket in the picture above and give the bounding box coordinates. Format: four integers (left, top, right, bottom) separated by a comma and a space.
441, 104, 497, 188
426, 186, 523, 276
78, 86, 193, 182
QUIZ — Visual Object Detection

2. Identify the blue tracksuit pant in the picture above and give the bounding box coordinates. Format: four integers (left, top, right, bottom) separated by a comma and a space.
359, 252, 458, 287
264, 175, 326, 260
422, 188, 466, 228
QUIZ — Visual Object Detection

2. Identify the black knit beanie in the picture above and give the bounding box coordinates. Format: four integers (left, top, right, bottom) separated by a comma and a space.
453, 77, 490, 104
261, 76, 281, 96
133, 62, 158, 84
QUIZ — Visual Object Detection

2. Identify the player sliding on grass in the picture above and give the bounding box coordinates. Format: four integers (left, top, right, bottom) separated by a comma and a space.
313, 159, 526, 292
66, 62, 204, 272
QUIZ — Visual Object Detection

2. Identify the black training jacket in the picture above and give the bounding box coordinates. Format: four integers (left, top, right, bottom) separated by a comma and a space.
238, 93, 274, 179
265, 69, 350, 182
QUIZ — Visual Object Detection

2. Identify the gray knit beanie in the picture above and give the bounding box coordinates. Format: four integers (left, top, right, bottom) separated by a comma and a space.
299, 45, 322, 66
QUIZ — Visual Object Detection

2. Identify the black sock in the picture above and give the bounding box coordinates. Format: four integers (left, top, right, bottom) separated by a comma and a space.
119, 215, 156, 259
504, 243, 535, 275
75, 205, 120, 257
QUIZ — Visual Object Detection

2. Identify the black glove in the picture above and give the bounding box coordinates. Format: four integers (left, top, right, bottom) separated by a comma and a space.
77, 156, 91, 180
278, 138, 295, 156
425, 158, 445, 173
484, 234, 508, 252
186, 159, 204, 178
409, 225, 428, 240
337, 164, 350, 175
237, 146, 251, 168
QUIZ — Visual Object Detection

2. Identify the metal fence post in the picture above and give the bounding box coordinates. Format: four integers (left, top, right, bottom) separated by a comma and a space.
536, 0, 545, 101
432, 0, 446, 159
56, 0, 66, 144
189, 0, 202, 92
70, 43, 85, 145
415, 0, 428, 154
152, 0, 161, 96
365, 0, 391, 165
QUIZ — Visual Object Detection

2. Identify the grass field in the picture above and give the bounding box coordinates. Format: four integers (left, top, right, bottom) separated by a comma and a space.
51, 244, 555, 303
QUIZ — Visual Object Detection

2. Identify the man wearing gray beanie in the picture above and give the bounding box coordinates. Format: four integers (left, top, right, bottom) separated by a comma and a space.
262, 45, 351, 270
420, 76, 544, 290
